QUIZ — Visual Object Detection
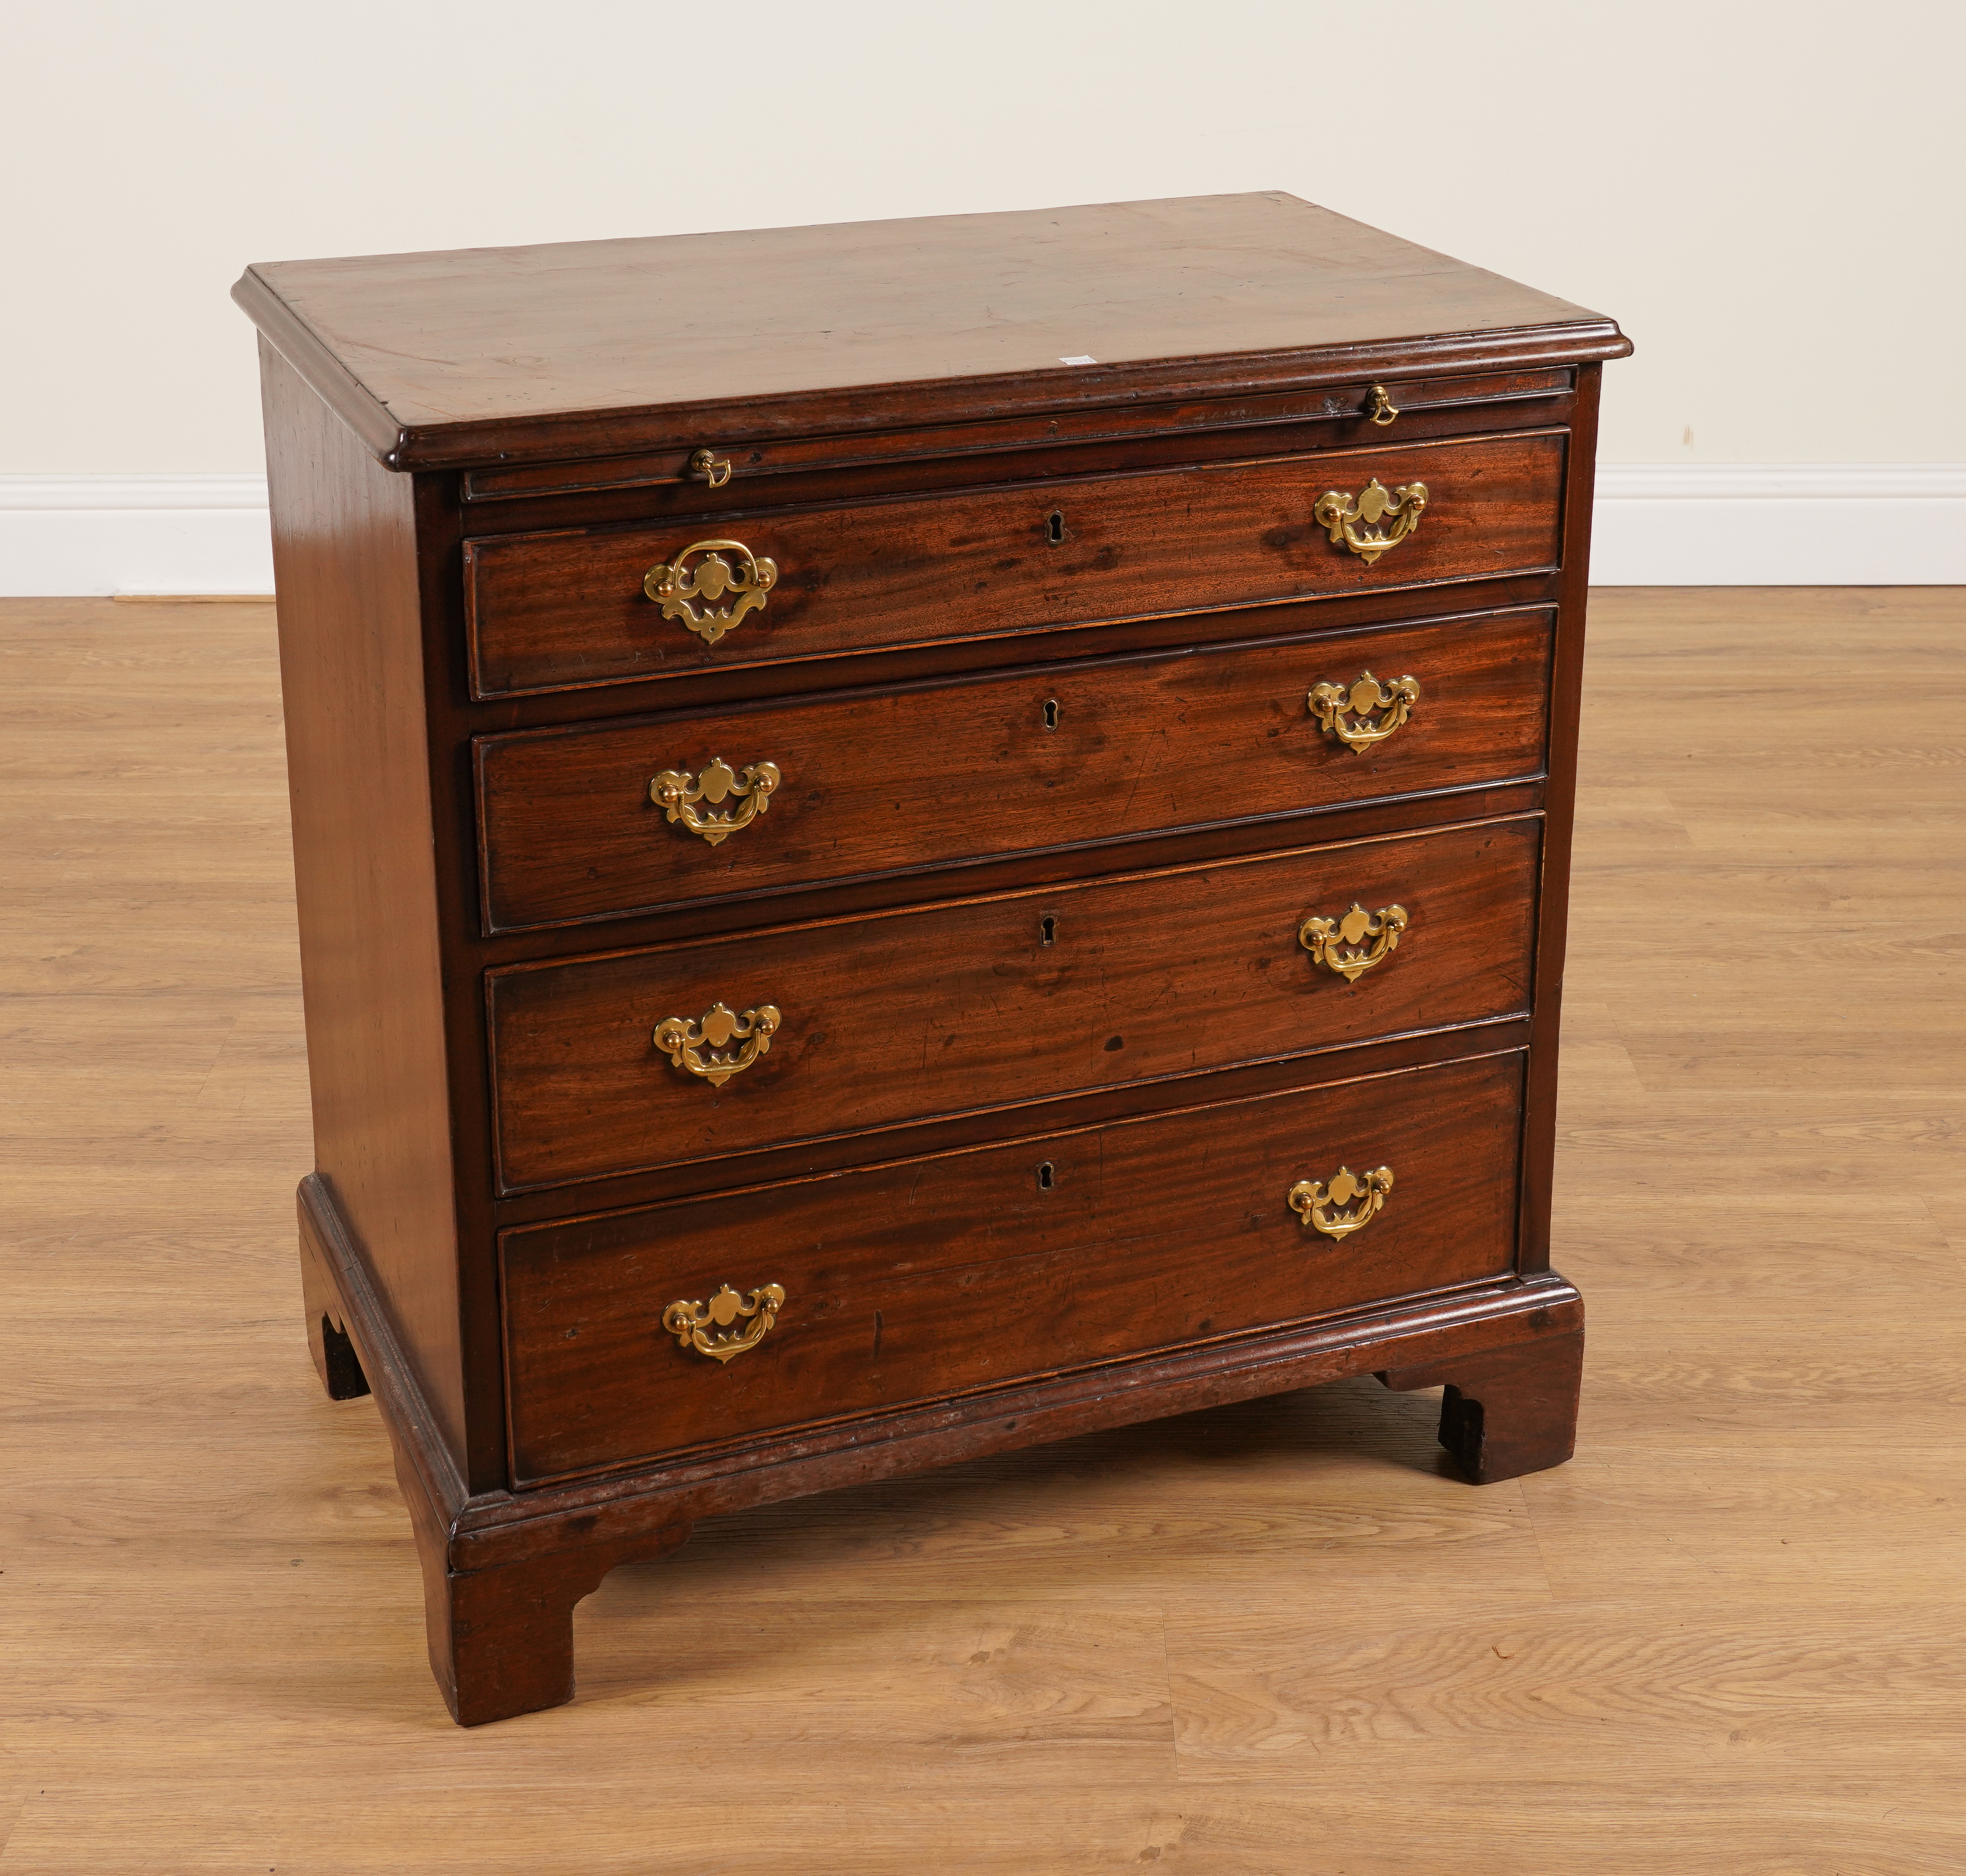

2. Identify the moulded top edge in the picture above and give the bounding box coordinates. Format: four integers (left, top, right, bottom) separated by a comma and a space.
241, 305, 1628, 479
231, 193, 1629, 474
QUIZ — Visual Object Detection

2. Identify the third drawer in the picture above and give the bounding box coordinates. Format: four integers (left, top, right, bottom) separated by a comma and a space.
487, 813, 1540, 1191
476, 605, 1553, 934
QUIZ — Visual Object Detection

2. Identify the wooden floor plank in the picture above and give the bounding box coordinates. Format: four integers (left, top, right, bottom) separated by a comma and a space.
2, 590, 1962, 1873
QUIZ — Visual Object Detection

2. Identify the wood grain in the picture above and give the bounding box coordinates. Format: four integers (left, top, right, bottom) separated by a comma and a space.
6, 589, 1962, 1865
463, 430, 1565, 697
487, 816, 1540, 1189
233, 192, 1625, 471
476, 608, 1555, 933
459, 366, 1573, 504
501, 1049, 1526, 1483
257, 341, 467, 1466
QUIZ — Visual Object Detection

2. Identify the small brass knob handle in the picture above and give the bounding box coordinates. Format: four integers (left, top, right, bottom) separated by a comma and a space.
686, 446, 733, 489
1300, 903, 1408, 982
663, 1283, 785, 1363
1287, 1165, 1394, 1240
1307, 670, 1421, 752
651, 757, 781, 846
1365, 383, 1399, 426
1314, 478, 1427, 564
643, 539, 778, 645
653, 1002, 782, 1086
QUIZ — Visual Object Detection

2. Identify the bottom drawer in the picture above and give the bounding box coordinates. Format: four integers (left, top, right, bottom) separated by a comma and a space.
501, 1047, 1526, 1486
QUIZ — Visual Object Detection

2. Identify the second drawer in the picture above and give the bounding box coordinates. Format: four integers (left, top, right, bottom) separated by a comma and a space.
476, 605, 1554, 934
487, 814, 1540, 1191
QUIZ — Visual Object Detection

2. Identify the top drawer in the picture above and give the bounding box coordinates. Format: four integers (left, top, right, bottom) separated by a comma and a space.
464, 430, 1567, 698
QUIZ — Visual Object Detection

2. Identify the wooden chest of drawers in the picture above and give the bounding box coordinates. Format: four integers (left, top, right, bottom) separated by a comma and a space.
235, 192, 1628, 1724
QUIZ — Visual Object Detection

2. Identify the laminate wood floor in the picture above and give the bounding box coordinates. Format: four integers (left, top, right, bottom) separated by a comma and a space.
2, 590, 1962, 1874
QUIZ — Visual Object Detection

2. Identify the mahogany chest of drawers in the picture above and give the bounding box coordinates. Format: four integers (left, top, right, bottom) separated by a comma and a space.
235, 192, 1628, 1724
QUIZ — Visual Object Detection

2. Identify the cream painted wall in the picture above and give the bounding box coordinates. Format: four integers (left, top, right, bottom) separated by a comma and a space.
3, 0, 1960, 475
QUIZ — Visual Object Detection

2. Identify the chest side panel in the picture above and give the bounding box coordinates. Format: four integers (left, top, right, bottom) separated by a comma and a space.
260, 340, 466, 1470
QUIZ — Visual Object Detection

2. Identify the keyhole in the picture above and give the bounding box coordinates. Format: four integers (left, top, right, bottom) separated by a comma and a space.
1040, 915, 1057, 946
1042, 698, 1060, 730
1046, 509, 1065, 545
1037, 1161, 1054, 1191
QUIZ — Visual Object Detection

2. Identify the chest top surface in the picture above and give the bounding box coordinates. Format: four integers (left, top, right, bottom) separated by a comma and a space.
234, 193, 1627, 473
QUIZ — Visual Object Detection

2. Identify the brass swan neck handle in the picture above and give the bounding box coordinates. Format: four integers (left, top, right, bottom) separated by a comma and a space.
653, 1002, 782, 1086
1300, 903, 1408, 982
1314, 478, 1427, 564
663, 1283, 785, 1362
1287, 1165, 1394, 1239
643, 539, 778, 644
1307, 671, 1421, 751
651, 758, 781, 846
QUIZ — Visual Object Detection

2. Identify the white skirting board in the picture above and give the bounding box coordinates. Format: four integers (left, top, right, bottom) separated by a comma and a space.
0, 476, 275, 597
1589, 465, 1966, 585
1, 467, 1962, 596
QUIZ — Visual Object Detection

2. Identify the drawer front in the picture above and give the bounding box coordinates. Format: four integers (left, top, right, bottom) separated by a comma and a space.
501, 1048, 1527, 1484
487, 816, 1540, 1192
459, 369, 1572, 503
464, 430, 1566, 698
477, 607, 1553, 934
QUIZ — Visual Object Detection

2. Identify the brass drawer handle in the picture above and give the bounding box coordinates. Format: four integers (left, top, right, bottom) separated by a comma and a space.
1288, 1165, 1394, 1239
653, 1001, 782, 1086
651, 757, 782, 846
1308, 670, 1420, 751
1300, 903, 1408, 981
663, 1283, 785, 1363
1365, 383, 1399, 427
1314, 477, 1427, 564
642, 539, 778, 645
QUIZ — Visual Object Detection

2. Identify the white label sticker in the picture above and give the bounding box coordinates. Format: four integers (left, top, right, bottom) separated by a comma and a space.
1058, 355, 1098, 366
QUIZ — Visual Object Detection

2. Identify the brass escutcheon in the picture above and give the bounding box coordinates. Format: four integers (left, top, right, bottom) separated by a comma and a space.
663, 1283, 785, 1363
1287, 1165, 1394, 1240
643, 539, 778, 644
653, 1002, 782, 1087
686, 447, 733, 489
1365, 383, 1399, 427
650, 757, 782, 846
1314, 477, 1427, 564
1308, 670, 1421, 752
1299, 903, 1408, 982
